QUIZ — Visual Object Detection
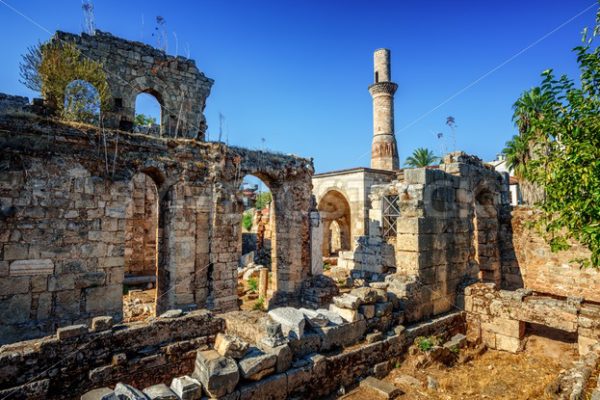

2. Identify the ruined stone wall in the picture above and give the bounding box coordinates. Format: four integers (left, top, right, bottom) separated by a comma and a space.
465, 283, 600, 355
0, 310, 223, 399
0, 115, 314, 344
53, 31, 214, 139
124, 173, 158, 277
368, 153, 509, 323
500, 206, 598, 301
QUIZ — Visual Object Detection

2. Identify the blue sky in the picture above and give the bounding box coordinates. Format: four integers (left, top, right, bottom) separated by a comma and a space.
0, 1, 597, 173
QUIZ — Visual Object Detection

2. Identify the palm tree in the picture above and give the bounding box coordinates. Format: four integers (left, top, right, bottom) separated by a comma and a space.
503, 87, 550, 204
405, 148, 439, 168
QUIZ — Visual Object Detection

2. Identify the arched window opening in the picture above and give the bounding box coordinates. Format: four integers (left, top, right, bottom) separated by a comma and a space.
318, 190, 352, 258
134, 92, 162, 136
63, 80, 101, 125
123, 173, 160, 322
238, 175, 274, 311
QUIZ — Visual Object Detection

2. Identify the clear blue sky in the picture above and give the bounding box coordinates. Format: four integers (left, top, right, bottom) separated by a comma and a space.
0, 0, 597, 173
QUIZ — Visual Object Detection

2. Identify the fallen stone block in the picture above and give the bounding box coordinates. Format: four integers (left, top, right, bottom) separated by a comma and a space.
193, 350, 239, 398
360, 377, 402, 399
260, 343, 292, 373
81, 387, 117, 400
170, 376, 202, 400
443, 333, 467, 350
238, 348, 277, 381
351, 287, 387, 304
299, 308, 330, 328
333, 294, 362, 310
142, 384, 177, 400
329, 304, 361, 322
360, 304, 375, 319
215, 333, 249, 359
159, 309, 183, 319
320, 319, 367, 351
238, 373, 287, 400
57, 324, 88, 340
375, 302, 393, 317
394, 374, 422, 389
268, 307, 306, 339
91, 316, 113, 332
114, 383, 147, 399
366, 331, 384, 343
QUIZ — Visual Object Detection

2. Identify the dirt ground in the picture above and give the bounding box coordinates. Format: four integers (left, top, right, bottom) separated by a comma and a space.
343, 332, 579, 400
123, 288, 156, 323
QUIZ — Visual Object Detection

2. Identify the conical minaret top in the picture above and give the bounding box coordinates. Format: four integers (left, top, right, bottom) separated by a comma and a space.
369, 49, 399, 170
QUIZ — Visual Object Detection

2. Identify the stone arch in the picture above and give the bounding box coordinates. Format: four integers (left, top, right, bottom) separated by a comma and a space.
318, 189, 352, 257
62, 79, 102, 125
124, 75, 178, 135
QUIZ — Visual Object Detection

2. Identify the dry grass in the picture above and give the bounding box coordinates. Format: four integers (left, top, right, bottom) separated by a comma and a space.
345, 333, 578, 400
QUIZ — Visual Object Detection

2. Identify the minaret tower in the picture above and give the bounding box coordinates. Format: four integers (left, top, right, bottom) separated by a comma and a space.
369, 49, 399, 170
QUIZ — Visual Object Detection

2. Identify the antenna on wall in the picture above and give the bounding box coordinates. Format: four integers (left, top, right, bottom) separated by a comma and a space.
218, 112, 224, 143
82, 0, 96, 35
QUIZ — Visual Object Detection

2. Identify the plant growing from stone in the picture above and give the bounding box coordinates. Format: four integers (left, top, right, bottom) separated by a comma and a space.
253, 296, 265, 311
247, 277, 258, 293
242, 211, 253, 231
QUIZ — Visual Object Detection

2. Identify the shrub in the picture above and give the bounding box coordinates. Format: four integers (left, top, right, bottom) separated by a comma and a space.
253, 296, 265, 311
242, 212, 253, 231
247, 277, 258, 292
415, 336, 437, 352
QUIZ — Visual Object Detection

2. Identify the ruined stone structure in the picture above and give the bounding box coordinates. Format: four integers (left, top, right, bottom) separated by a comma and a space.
53, 31, 214, 138
1, 33, 599, 400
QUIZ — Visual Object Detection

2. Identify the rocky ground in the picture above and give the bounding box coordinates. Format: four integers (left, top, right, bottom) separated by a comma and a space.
343, 331, 578, 400
123, 288, 156, 322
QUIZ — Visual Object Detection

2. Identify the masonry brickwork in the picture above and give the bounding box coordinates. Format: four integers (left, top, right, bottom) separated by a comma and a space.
0, 114, 314, 344
53, 31, 214, 139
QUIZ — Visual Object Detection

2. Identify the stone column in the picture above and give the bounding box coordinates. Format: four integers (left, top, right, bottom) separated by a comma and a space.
259, 267, 268, 299
310, 211, 323, 275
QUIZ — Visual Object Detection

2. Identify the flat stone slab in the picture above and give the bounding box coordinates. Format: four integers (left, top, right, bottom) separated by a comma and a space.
9, 259, 54, 276
359, 377, 402, 399
333, 294, 362, 310
268, 307, 306, 339
143, 383, 177, 400
57, 324, 88, 340
238, 348, 277, 381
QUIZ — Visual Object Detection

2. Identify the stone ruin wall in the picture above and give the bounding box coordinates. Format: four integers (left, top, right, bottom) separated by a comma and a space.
500, 206, 599, 301
124, 173, 158, 277
359, 153, 510, 323
53, 31, 214, 139
0, 114, 314, 344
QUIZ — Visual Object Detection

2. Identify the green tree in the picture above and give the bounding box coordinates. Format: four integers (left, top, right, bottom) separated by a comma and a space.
134, 113, 157, 127
505, 6, 600, 267
19, 42, 43, 92
405, 148, 439, 168
242, 211, 253, 231
36, 40, 109, 124
255, 192, 272, 209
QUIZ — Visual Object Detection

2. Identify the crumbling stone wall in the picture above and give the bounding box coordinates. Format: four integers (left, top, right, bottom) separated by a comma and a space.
0, 114, 314, 344
365, 153, 509, 322
0, 310, 223, 399
124, 173, 158, 277
465, 283, 600, 355
500, 206, 598, 301
52, 31, 214, 139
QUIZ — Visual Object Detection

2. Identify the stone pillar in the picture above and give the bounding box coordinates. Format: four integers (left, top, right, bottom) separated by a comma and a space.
310, 211, 323, 275
369, 49, 399, 171
258, 267, 269, 300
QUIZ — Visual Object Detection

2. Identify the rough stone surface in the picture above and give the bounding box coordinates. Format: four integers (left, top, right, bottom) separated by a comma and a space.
81, 387, 117, 400
360, 377, 402, 399
238, 348, 277, 381
192, 350, 239, 398
214, 333, 249, 359
268, 307, 306, 339
142, 384, 178, 400
169, 376, 202, 400
114, 382, 147, 399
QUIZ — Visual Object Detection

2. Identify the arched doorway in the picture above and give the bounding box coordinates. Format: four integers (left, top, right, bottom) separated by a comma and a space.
63, 79, 101, 125
123, 172, 160, 322
237, 174, 274, 311
134, 91, 162, 136
318, 190, 352, 257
